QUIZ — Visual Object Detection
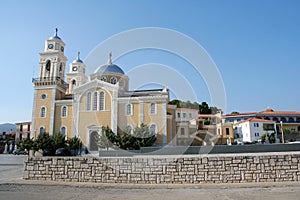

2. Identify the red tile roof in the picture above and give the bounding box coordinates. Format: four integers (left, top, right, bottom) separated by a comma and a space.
235, 118, 275, 125
226, 108, 300, 117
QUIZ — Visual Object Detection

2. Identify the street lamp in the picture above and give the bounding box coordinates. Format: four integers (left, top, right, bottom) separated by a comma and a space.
280, 121, 285, 144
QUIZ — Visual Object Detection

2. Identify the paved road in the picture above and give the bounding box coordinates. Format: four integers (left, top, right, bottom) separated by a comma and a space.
0, 155, 300, 200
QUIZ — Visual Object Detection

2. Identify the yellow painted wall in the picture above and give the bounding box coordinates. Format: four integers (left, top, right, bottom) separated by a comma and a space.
33, 88, 55, 137
77, 88, 112, 145
54, 104, 73, 138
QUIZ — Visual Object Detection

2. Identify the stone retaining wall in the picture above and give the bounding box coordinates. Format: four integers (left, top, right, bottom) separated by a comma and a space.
23, 152, 300, 184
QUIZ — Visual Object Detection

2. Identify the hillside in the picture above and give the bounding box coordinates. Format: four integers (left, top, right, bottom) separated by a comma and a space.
0, 123, 16, 134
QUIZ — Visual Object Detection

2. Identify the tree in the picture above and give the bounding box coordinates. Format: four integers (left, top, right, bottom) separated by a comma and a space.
132, 124, 157, 149
268, 133, 276, 143
199, 102, 211, 114
261, 134, 267, 143
18, 137, 34, 151
34, 132, 54, 152
96, 126, 117, 150
231, 111, 240, 115
53, 132, 67, 150
67, 136, 82, 155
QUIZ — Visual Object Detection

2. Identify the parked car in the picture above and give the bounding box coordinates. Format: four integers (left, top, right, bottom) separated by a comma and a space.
55, 148, 71, 156
13, 149, 28, 155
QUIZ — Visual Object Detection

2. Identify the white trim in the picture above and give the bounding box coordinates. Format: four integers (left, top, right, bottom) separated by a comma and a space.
162, 102, 167, 144
74, 79, 118, 94
49, 89, 56, 136
111, 89, 118, 133
140, 102, 144, 124
87, 125, 101, 151
31, 89, 38, 138
118, 95, 169, 103
55, 99, 73, 105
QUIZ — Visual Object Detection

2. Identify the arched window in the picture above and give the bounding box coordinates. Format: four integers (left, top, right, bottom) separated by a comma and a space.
72, 79, 76, 86
59, 63, 62, 71
45, 60, 51, 71
126, 104, 133, 115
39, 126, 45, 134
110, 77, 117, 84
288, 117, 295, 123
149, 124, 156, 135
60, 126, 66, 136
150, 103, 156, 114
87, 92, 91, 111
93, 92, 98, 110
100, 76, 107, 82
99, 91, 105, 111
61, 106, 67, 117
281, 117, 287, 123
273, 117, 279, 123
40, 107, 46, 118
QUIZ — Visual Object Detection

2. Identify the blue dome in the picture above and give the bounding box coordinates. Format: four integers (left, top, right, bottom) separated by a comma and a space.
96, 64, 124, 74
49, 35, 61, 40
72, 58, 83, 63
49, 28, 62, 40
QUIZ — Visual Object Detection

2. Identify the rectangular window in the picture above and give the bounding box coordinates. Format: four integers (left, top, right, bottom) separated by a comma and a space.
226, 128, 230, 135
183, 113, 186, 118
177, 113, 180, 118
181, 127, 185, 136
189, 113, 192, 118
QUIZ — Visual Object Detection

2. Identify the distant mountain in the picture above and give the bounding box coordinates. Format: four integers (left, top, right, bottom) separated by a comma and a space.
0, 123, 16, 134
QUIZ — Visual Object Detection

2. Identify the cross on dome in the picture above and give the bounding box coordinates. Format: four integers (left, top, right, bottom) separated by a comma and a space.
108, 52, 112, 64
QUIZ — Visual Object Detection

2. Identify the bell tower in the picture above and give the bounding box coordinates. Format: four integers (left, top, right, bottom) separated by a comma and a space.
31, 28, 68, 138
66, 52, 87, 94
39, 28, 67, 80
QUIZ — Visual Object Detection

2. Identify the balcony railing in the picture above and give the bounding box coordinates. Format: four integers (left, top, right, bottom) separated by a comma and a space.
32, 77, 68, 87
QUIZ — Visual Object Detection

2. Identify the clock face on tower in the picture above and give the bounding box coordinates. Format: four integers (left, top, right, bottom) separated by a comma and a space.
72, 67, 78, 71
48, 44, 53, 49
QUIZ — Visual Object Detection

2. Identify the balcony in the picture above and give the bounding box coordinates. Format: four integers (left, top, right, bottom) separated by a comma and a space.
32, 77, 68, 87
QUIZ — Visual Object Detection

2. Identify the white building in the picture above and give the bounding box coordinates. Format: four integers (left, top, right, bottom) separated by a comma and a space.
233, 118, 276, 143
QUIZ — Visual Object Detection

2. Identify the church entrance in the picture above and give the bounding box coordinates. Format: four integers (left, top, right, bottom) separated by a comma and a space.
89, 131, 99, 151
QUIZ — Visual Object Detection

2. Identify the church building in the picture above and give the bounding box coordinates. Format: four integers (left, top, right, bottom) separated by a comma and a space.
31, 29, 178, 151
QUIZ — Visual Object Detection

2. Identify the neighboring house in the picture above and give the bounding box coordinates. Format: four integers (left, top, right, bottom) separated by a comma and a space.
224, 108, 300, 142
175, 108, 199, 146
15, 122, 31, 143
31, 29, 177, 151
233, 118, 276, 143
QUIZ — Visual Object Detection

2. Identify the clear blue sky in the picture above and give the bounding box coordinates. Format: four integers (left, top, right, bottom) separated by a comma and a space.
0, 0, 300, 124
